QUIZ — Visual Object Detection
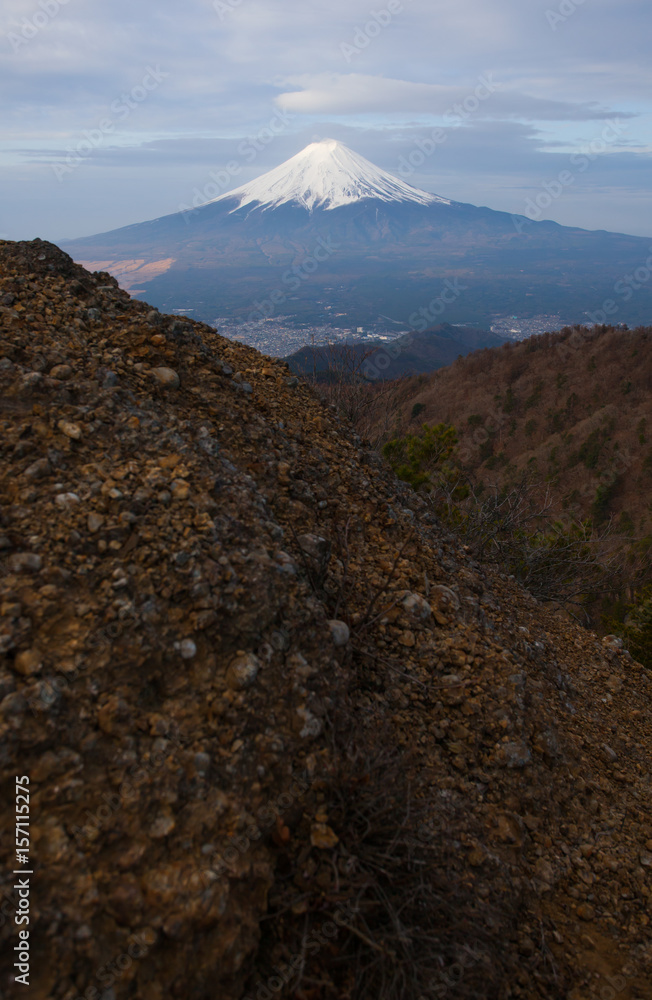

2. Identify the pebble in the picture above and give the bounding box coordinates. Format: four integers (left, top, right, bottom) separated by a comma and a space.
8, 552, 42, 573
87, 513, 105, 532
151, 367, 180, 388
50, 364, 72, 379
57, 420, 82, 440
226, 653, 260, 689
24, 457, 52, 480
55, 493, 81, 508
149, 815, 176, 839
328, 620, 350, 647
499, 741, 532, 769
176, 639, 197, 660
170, 479, 190, 500
14, 648, 43, 676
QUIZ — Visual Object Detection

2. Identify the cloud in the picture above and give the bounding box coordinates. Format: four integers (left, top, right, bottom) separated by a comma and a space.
274, 73, 637, 122
0, 0, 649, 241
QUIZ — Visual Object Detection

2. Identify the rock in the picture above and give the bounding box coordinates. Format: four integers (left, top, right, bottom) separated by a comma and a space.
401, 591, 432, 620
50, 364, 72, 379
226, 653, 260, 690
398, 630, 416, 647
297, 533, 329, 563
8, 552, 42, 573
534, 858, 554, 886
499, 741, 532, 769
601, 744, 618, 763
24, 457, 51, 480
58, 419, 82, 440
430, 585, 461, 616
170, 479, 190, 500
310, 822, 339, 849
328, 620, 350, 647
151, 367, 180, 388
14, 648, 43, 676
149, 814, 176, 839
87, 513, 105, 532
0, 691, 27, 719
55, 493, 81, 508
577, 903, 595, 922
194, 752, 211, 776
176, 639, 197, 660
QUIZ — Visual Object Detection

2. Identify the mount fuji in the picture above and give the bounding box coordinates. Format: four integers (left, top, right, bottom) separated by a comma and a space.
210, 139, 448, 212
64, 139, 652, 330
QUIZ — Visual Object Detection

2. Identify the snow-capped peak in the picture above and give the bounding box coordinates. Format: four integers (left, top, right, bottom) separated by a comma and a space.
213, 139, 450, 212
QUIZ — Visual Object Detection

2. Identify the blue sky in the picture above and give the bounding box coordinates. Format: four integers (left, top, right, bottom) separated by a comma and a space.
1, 0, 650, 241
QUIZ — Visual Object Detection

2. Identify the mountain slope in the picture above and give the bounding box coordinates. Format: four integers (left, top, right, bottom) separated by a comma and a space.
366, 323, 652, 533
62, 141, 652, 331
1, 240, 651, 999
212, 138, 447, 212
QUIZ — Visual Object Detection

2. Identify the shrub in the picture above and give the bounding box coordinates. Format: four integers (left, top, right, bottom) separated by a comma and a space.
578, 428, 607, 470
611, 587, 652, 669
637, 417, 647, 444
382, 423, 458, 491
592, 475, 620, 525
525, 378, 543, 409
502, 386, 516, 414
411, 402, 425, 420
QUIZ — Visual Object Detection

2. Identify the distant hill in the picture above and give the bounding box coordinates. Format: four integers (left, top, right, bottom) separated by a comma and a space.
366, 324, 652, 535
285, 323, 507, 380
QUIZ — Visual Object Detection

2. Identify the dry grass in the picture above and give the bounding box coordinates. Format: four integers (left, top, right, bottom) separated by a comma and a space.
251, 715, 568, 1000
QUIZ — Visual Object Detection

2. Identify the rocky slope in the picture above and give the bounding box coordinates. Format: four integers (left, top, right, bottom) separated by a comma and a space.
0, 240, 651, 1000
